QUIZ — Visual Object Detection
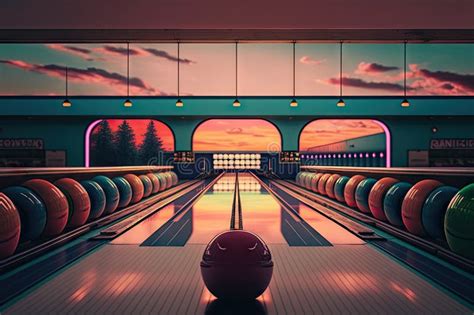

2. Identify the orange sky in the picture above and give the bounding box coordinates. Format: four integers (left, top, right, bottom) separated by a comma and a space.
299, 119, 384, 150
102, 119, 174, 151
193, 119, 281, 152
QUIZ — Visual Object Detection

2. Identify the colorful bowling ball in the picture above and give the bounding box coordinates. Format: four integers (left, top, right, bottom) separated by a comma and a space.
368, 177, 399, 221
2, 186, 47, 241
92, 176, 120, 215
155, 173, 167, 192
23, 179, 69, 236
112, 177, 133, 208
334, 176, 350, 203
325, 174, 341, 199
344, 175, 366, 208
310, 173, 323, 192
123, 174, 145, 204
383, 182, 412, 228
201, 230, 273, 300
355, 178, 377, 213
139, 175, 153, 198
422, 186, 458, 240
170, 171, 179, 186
295, 172, 304, 185
317, 174, 332, 196
146, 173, 160, 194
81, 180, 106, 220
0, 193, 21, 259
402, 179, 443, 236
54, 178, 91, 228
163, 172, 173, 189
444, 183, 474, 259
302, 173, 313, 190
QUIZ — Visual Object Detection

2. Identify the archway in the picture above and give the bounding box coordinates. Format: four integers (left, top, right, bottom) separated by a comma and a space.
86, 119, 174, 167
299, 119, 391, 167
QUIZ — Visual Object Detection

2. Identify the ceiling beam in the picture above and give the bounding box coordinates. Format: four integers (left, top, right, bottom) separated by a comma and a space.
0, 29, 473, 43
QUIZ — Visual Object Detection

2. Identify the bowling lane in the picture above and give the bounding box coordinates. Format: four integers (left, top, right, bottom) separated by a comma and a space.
141, 173, 234, 246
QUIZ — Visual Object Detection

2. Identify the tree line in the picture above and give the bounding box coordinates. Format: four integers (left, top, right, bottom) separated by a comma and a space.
90, 120, 165, 166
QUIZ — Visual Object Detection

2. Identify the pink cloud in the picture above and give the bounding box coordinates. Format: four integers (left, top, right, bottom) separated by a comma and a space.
0, 59, 159, 95
326, 76, 407, 92
356, 62, 399, 75
46, 44, 94, 61
299, 56, 326, 65
409, 64, 474, 95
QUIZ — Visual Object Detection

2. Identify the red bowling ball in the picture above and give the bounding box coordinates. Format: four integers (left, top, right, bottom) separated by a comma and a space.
325, 174, 341, 199
368, 177, 399, 221
317, 174, 332, 195
54, 178, 91, 228
201, 230, 273, 300
310, 173, 323, 192
146, 173, 161, 194
401, 179, 443, 236
0, 193, 21, 259
23, 179, 69, 236
123, 174, 145, 204
344, 175, 367, 208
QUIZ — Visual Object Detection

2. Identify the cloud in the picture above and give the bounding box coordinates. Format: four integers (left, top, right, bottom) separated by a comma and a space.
0, 59, 158, 95
356, 62, 399, 75
142, 48, 194, 64
46, 44, 94, 61
299, 56, 326, 65
326, 76, 407, 92
97, 45, 148, 57
409, 64, 474, 94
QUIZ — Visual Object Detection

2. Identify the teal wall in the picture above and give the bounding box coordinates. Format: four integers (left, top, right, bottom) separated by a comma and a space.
0, 97, 473, 167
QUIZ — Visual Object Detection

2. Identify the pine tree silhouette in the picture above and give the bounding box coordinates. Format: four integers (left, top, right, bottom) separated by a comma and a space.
115, 120, 137, 166
139, 120, 164, 165
91, 120, 117, 166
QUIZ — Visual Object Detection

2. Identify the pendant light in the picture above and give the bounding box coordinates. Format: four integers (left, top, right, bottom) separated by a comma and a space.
233, 41, 241, 107
62, 66, 71, 107
123, 42, 133, 107
290, 41, 298, 107
401, 41, 410, 107
176, 41, 184, 107
336, 41, 345, 107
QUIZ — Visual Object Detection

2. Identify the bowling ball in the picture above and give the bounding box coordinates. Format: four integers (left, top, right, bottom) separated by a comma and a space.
3, 186, 47, 241
344, 175, 366, 208
355, 178, 377, 213
112, 177, 133, 208
54, 178, 91, 228
334, 176, 350, 203
81, 180, 106, 220
139, 175, 153, 198
310, 173, 324, 193
155, 173, 168, 192
383, 182, 412, 228
123, 174, 145, 204
402, 179, 443, 236
0, 193, 21, 259
325, 174, 341, 199
146, 173, 160, 194
201, 230, 273, 300
170, 171, 179, 186
422, 186, 458, 240
92, 176, 120, 215
317, 174, 332, 196
445, 183, 474, 259
368, 177, 399, 221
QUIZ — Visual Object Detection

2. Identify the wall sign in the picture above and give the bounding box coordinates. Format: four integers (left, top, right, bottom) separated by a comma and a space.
0, 138, 44, 150
430, 138, 474, 150
408, 150, 429, 167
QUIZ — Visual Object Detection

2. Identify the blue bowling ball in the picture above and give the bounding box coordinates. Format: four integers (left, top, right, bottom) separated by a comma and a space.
355, 178, 377, 213
422, 186, 458, 240
92, 176, 120, 215
112, 177, 133, 208
2, 186, 47, 241
80, 180, 106, 220
383, 182, 413, 228
334, 176, 350, 203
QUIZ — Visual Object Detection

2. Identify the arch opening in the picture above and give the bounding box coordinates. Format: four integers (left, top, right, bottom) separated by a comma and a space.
299, 119, 391, 167
85, 119, 174, 167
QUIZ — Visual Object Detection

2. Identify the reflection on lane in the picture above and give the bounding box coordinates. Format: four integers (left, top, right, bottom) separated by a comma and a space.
141, 174, 234, 246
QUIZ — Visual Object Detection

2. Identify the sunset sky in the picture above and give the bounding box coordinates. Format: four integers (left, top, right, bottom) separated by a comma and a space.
0, 43, 472, 96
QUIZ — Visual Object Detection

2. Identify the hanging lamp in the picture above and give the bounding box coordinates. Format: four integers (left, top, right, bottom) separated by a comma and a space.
233, 42, 241, 107
290, 41, 298, 107
176, 41, 184, 107
62, 66, 71, 107
336, 41, 345, 107
123, 42, 133, 107
401, 41, 410, 107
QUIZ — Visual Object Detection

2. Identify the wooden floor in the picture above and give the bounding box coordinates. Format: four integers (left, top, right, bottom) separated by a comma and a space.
4, 242, 471, 314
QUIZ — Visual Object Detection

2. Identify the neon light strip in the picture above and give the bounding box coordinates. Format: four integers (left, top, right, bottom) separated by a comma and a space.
84, 119, 103, 167
372, 120, 391, 167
